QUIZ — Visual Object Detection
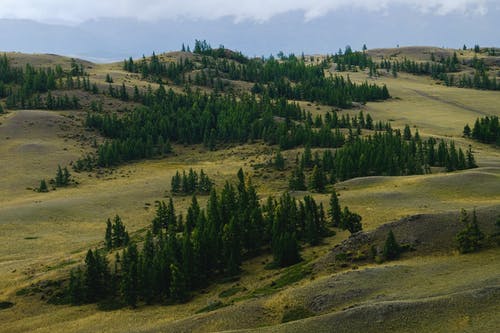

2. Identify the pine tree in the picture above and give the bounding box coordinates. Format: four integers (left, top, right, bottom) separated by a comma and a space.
341, 207, 363, 234
301, 144, 313, 169
105, 219, 112, 250
140, 231, 155, 304
466, 145, 477, 168
121, 242, 139, 307
383, 230, 401, 260
403, 124, 412, 140
38, 179, 49, 192
289, 165, 306, 191
68, 267, 84, 305
55, 165, 64, 186
456, 209, 484, 254
328, 189, 342, 227
169, 262, 187, 302
310, 165, 326, 193
463, 124, 471, 137
222, 217, 241, 276
274, 232, 300, 267
274, 150, 285, 170
171, 171, 181, 194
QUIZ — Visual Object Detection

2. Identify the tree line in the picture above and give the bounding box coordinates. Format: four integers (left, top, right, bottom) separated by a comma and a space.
0, 54, 89, 109
288, 126, 477, 190
465, 116, 500, 145
171, 169, 213, 195
122, 43, 391, 108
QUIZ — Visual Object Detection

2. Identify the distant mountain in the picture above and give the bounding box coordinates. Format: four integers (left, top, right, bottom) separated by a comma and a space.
1, 6, 498, 62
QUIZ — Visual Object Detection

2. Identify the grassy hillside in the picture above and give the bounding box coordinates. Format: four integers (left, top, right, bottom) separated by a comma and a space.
0, 46, 499, 332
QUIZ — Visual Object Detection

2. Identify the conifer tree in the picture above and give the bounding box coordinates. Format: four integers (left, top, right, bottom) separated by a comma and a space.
463, 124, 471, 137
328, 189, 342, 227
383, 230, 401, 260
403, 124, 412, 140
456, 209, 484, 253
466, 145, 477, 168
105, 219, 113, 250
169, 262, 187, 302
310, 165, 326, 193
55, 165, 64, 186
341, 207, 363, 234
289, 165, 306, 191
121, 243, 139, 307
68, 267, 84, 305
38, 179, 49, 192
274, 150, 285, 170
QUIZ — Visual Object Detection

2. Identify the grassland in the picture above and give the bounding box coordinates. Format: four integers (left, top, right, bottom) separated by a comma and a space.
0, 47, 499, 332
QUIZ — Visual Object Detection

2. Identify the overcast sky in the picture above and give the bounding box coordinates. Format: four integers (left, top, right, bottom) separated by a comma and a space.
0, 0, 497, 61
0, 0, 494, 24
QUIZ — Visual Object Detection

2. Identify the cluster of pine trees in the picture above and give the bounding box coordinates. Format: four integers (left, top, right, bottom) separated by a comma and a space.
456, 208, 484, 254
105, 215, 130, 250
171, 169, 213, 195
442, 71, 499, 90
68, 170, 337, 307
81, 86, 303, 167
54, 165, 71, 187
7, 91, 80, 110
122, 43, 390, 108
379, 54, 460, 78
465, 116, 500, 145
331, 46, 374, 71
123, 53, 194, 85
289, 127, 477, 188
328, 189, 363, 234
0, 54, 89, 109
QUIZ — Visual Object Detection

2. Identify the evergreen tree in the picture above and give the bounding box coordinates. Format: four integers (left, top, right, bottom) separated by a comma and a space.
55, 165, 64, 186
463, 124, 471, 137
222, 217, 241, 276
121, 243, 139, 307
273, 232, 301, 267
328, 189, 342, 227
289, 165, 306, 191
169, 262, 187, 302
309, 165, 326, 192
466, 145, 477, 168
105, 219, 113, 250
68, 267, 84, 305
383, 230, 401, 260
38, 179, 49, 192
456, 209, 484, 254
341, 207, 363, 234
403, 124, 412, 140
274, 150, 285, 170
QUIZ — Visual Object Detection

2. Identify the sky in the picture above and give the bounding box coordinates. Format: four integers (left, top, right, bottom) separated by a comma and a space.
0, 0, 493, 23
0, 0, 497, 61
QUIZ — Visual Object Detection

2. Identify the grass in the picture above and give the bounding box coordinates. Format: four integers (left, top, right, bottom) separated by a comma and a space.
219, 286, 246, 298
251, 262, 312, 297
0, 48, 499, 332
281, 306, 314, 323
195, 300, 228, 314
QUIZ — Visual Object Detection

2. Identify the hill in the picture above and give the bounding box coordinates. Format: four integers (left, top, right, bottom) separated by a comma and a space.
0, 45, 499, 332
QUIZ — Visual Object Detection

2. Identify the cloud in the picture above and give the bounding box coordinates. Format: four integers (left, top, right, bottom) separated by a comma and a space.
0, 0, 491, 24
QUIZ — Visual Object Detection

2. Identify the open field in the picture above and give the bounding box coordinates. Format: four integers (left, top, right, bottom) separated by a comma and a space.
0, 47, 499, 332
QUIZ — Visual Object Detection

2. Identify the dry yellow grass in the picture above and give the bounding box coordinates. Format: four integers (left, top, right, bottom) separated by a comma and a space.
0, 49, 499, 332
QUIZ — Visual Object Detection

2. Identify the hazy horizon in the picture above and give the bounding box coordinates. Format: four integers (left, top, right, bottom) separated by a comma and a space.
0, 0, 498, 62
